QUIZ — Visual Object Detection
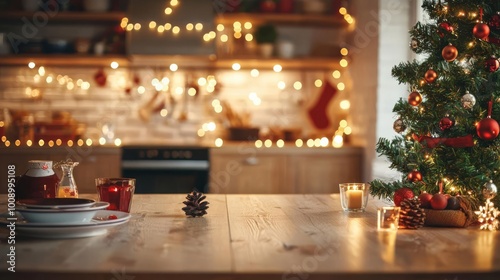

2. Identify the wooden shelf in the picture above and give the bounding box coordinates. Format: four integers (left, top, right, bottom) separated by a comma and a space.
214, 56, 343, 70
215, 13, 347, 27
0, 11, 126, 23
0, 54, 130, 67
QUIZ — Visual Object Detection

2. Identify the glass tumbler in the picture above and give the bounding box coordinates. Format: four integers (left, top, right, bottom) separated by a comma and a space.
96, 178, 135, 212
339, 183, 370, 212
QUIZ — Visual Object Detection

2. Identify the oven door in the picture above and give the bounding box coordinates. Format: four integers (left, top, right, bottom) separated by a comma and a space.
121, 160, 209, 194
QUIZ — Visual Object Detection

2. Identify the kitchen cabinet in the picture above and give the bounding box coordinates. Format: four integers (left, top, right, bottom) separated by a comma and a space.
0, 146, 121, 195
209, 144, 363, 194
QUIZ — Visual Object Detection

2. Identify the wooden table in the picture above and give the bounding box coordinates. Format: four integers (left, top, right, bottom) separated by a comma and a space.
1, 194, 499, 280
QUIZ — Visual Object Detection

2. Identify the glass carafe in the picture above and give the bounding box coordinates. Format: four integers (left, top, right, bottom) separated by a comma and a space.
55, 160, 79, 198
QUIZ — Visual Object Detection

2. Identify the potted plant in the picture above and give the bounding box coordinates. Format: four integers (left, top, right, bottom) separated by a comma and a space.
254, 24, 278, 58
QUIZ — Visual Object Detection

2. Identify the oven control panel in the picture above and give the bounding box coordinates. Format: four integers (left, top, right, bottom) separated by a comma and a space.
122, 147, 209, 161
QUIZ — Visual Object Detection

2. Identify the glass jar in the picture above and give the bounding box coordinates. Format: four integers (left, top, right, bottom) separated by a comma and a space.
17, 160, 59, 200
55, 160, 79, 198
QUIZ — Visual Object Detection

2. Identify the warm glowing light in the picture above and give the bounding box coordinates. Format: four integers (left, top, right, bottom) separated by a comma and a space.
314, 138, 321, 147
215, 138, 223, 147
197, 129, 205, 137
149, 21, 157, 29
138, 86, 146, 94
340, 100, 350, 110
48, 140, 54, 147
306, 139, 314, 147
66, 82, 75, 90
339, 7, 347, 15
332, 70, 341, 79
220, 34, 229, 42
195, 23, 203, 31
337, 82, 345, 91
295, 139, 303, 147
186, 23, 194, 31
250, 69, 259, 77
255, 140, 263, 148
340, 59, 348, 67
320, 137, 329, 147
160, 109, 168, 117
332, 135, 343, 148
126, 23, 133, 31
114, 138, 122, 146
165, 7, 173, 14
273, 64, 282, 72
0, 136, 5, 142
344, 126, 352, 135
172, 26, 180, 34
77, 139, 84, 146
203, 33, 210, 41
276, 139, 285, 148
245, 33, 253, 41
99, 137, 106, 145
38, 66, 45, 76
164, 23, 172, 30
198, 77, 207, 86
340, 48, 349, 56
15, 140, 20, 146
5, 140, 10, 147
264, 139, 272, 148
170, 0, 178, 6
81, 81, 90, 90
293, 81, 302, 90
56, 139, 62, 146
314, 79, 322, 87
28, 62, 35, 69
217, 24, 224, 31
67, 140, 74, 147
188, 87, 197, 96
340, 120, 348, 128
233, 21, 241, 29
209, 31, 216, 39
110, 61, 119, 69
244, 22, 252, 29
278, 81, 286, 90
170, 63, 178, 71
46, 76, 53, 84
232, 63, 241, 71
38, 139, 44, 146
234, 32, 242, 39
134, 23, 141, 30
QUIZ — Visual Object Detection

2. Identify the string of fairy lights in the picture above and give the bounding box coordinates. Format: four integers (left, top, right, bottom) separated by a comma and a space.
1, 1, 355, 149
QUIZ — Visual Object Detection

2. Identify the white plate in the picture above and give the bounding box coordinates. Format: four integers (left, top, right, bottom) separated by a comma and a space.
0, 210, 130, 239
16, 198, 97, 209
16, 202, 110, 224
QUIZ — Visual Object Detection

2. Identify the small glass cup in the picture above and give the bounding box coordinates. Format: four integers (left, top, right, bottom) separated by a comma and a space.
95, 178, 135, 213
377, 206, 400, 231
339, 183, 370, 212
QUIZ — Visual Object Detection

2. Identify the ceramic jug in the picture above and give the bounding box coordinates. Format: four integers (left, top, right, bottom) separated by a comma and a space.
17, 160, 59, 200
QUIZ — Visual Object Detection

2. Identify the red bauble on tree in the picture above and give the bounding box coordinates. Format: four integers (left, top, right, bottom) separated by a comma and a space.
408, 169, 423, 182
424, 69, 438, 83
439, 116, 454, 130
442, 44, 458, 62
394, 187, 415, 207
473, 22, 490, 40
408, 91, 422, 106
485, 57, 500, 72
430, 193, 448, 210
477, 101, 500, 141
437, 21, 453, 37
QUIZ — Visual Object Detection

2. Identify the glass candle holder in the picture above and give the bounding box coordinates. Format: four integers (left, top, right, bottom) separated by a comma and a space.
339, 183, 370, 212
96, 178, 135, 213
377, 206, 401, 231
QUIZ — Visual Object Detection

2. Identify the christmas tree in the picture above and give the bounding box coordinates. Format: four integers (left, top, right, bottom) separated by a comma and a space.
371, 0, 500, 207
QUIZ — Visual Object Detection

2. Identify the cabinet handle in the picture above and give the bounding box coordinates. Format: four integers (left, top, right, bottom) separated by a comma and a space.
243, 157, 259, 165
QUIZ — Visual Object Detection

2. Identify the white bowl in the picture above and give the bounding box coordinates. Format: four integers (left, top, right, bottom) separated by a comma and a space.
16, 198, 96, 209
17, 202, 110, 224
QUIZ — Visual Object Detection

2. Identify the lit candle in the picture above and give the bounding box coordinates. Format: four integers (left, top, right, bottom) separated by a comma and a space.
347, 187, 363, 209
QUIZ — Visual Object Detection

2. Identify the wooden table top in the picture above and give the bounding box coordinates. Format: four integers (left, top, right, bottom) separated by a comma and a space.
1, 194, 499, 280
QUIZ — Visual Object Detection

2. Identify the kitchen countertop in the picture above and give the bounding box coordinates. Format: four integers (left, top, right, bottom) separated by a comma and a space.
1, 194, 499, 280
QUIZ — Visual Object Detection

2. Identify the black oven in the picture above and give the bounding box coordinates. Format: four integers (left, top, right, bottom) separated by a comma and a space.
121, 146, 209, 194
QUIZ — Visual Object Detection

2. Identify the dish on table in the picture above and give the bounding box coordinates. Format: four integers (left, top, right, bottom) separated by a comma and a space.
16, 198, 96, 209
16, 202, 110, 224
0, 210, 130, 239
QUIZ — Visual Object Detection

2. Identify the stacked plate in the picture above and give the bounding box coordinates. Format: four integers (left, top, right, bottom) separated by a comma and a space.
0, 198, 131, 239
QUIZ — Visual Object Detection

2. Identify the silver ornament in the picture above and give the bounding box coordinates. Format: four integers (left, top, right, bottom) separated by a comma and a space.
393, 118, 406, 133
409, 38, 419, 51
482, 180, 498, 200
461, 92, 476, 109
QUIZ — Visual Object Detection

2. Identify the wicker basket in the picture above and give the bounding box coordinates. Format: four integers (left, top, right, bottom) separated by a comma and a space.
423, 196, 475, 228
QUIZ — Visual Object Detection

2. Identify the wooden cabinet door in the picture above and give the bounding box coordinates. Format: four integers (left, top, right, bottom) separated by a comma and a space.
210, 154, 287, 194
288, 154, 363, 194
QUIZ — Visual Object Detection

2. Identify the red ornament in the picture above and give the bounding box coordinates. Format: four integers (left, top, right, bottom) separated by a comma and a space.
408, 91, 422, 106
424, 69, 438, 83
430, 193, 448, 210
259, 0, 277, 13
408, 169, 423, 182
473, 22, 490, 40
438, 21, 453, 37
477, 100, 500, 141
439, 116, 454, 130
418, 192, 433, 209
94, 68, 107, 87
485, 57, 500, 72
441, 44, 458, 62
394, 187, 415, 207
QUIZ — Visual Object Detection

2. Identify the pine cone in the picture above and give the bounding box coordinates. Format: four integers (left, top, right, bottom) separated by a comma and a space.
399, 197, 426, 229
182, 190, 209, 217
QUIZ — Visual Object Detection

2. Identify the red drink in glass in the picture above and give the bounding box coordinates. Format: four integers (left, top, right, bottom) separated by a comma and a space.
96, 178, 135, 212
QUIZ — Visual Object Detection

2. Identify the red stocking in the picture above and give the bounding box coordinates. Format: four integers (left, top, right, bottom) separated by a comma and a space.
307, 81, 338, 129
